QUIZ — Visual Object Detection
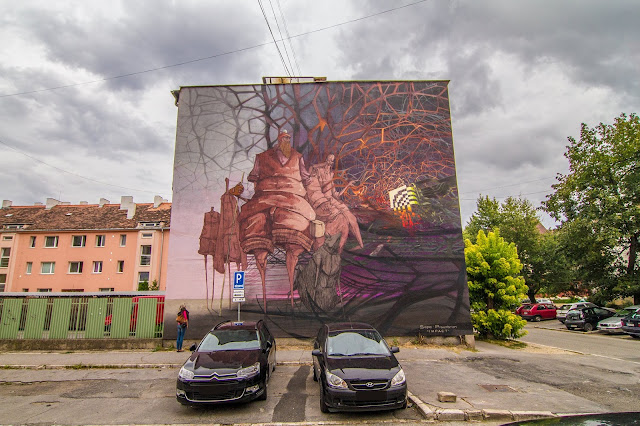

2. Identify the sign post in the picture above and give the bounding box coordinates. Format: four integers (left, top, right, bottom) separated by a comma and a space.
232, 271, 245, 322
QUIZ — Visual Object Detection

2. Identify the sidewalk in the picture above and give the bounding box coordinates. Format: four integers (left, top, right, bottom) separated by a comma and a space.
0, 341, 606, 423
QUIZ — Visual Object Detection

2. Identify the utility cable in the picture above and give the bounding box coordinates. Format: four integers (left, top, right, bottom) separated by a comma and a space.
276, 0, 302, 75
1, 0, 428, 98
268, 0, 296, 76
257, 0, 292, 77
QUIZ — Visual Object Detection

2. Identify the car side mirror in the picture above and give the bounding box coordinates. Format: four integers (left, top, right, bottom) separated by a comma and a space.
390, 346, 400, 353
312, 349, 322, 356
189, 344, 197, 352
263, 341, 272, 353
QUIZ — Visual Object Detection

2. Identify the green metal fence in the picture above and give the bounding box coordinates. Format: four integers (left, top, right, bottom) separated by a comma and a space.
0, 293, 164, 339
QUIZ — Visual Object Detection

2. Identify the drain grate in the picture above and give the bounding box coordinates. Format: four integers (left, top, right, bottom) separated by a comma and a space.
479, 384, 516, 392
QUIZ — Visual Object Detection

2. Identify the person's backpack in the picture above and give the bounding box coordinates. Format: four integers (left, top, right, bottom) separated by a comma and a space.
176, 313, 186, 324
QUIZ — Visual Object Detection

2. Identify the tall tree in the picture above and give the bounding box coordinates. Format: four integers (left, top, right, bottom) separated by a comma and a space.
465, 230, 528, 340
464, 196, 566, 301
544, 113, 640, 304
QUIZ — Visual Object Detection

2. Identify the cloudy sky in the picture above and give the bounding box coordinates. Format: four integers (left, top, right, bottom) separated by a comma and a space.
1, 0, 638, 229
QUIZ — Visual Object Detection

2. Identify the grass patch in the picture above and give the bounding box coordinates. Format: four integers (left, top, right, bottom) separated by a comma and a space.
478, 337, 528, 349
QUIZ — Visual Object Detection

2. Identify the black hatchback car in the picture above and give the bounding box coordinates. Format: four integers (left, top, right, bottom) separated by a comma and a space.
621, 308, 640, 338
311, 322, 407, 413
565, 306, 615, 332
176, 319, 276, 405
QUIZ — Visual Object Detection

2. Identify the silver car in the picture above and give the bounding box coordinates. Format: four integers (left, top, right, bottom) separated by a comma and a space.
597, 305, 640, 333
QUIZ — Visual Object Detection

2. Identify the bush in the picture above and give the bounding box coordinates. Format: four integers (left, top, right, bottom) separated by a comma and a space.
472, 309, 528, 340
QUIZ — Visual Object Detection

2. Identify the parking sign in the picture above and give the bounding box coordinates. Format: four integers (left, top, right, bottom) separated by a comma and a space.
233, 271, 245, 290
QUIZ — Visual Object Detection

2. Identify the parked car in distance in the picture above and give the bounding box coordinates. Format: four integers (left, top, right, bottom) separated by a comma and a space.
597, 305, 640, 333
176, 319, 276, 405
312, 322, 407, 413
515, 303, 533, 316
535, 298, 553, 304
556, 302, 596, 323
621, 308, 640, 338
521, 303, 557, 321
565, 306, 616, 332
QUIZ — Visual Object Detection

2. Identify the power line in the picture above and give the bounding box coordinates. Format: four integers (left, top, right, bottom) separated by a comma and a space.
267, 0, 296, 76
0, 137, 164, 195
276, 0, 302, 75
257, 0, 292, 77
1, 0, 428, 98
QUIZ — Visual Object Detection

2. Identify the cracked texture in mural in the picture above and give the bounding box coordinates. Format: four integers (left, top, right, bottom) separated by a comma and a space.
170, 81, 471, 337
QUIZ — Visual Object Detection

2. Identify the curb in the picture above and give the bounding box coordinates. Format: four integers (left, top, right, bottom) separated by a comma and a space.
407, 391, 557, 422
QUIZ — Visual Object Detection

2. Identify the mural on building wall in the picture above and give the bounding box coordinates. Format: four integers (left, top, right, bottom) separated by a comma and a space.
168, 80, 472, 337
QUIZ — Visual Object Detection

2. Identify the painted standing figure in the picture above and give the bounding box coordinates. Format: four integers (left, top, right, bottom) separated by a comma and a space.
238, 130, 316, 309
308, 154, 363, 253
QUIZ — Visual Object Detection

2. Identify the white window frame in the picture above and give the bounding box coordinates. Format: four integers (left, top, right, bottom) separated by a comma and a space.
26, 262, 32, 274
140, 245, 152, 266
117, 260, 124, 273
41, 262, 55, 274
72, 235, 86, 247
99, 287, 115, 292
2, 235, 13, 241
68, 261, 83, 274
138, 271, 150, 285
120, 234, 126, 247
96, 235, 106, 247
141, 232, 153, 238
0, 274, 6, 292
0, 247, 10, 268
30, 236, 36, 248
93, 261, 103, 273
44, 236, 59, 248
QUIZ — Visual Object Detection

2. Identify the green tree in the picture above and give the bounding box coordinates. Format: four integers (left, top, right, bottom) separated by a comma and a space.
464, 196, 569, 301
465, 230, 528, 339
544, 113, 640, 303
137, 281, 149, 291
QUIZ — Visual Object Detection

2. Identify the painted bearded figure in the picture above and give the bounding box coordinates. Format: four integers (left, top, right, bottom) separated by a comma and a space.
238, 130, 316, 309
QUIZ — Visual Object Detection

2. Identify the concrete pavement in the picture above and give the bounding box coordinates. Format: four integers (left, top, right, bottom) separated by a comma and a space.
0, 340, 608, 423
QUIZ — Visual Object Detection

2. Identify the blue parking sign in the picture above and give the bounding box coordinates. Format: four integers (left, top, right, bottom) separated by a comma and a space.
233, 271, 245, 290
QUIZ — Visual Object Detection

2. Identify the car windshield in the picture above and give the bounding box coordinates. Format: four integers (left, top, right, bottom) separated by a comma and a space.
327, 330, 390, 356
198, 329, 260, 351
559, 305, 572, 310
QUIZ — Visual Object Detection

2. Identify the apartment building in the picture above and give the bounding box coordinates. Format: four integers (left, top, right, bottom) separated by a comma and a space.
0, 196, 170, 293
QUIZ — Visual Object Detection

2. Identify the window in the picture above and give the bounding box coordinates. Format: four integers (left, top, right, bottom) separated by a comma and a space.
4, 224, 24, 229
0, 274, 6, 292
120, 234, 126, 246
37, 288, 52, 292
44, 236, 59, 248
22, 288, 29, 292
0, 247, 10, 268
72, 235, 86, 247
41, 262, 55, 274
62, 289, 83, 292
96, 235, 106, 247
30, 236, 36, 248
140, 245, 152, 266
68, 261, 83, 274
141, 232, 153, 238
138, 272, 150, 285
93, 261, 103, 273
117, 260, 124, 273
26, 262, 32, 274
100, 287, 115, 292
2, 235, 13, 241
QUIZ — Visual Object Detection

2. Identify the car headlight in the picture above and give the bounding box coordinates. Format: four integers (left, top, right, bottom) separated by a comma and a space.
391, 368, 406, 386
325, 370, 348, 389
237, 362, 260, 378
178, 366, 195, 380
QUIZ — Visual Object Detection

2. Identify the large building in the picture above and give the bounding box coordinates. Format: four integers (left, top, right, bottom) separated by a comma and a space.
0, 196, 170, 293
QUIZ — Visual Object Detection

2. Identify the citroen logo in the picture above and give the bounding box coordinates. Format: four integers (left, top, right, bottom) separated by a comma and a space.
366, 382, 374, 388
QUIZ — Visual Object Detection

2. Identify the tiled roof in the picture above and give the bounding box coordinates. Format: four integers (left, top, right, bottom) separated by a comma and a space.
0, 203, 171, 231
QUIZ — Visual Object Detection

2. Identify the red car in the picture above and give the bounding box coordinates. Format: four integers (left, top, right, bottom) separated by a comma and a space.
521, 303, 557, 322
516, 303, 533, 316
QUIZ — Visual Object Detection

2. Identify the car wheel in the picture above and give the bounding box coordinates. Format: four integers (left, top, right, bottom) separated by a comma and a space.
257, 375, 268, 401
320, 385, 329, 413
631, 335, 640, 339
583, 323, 594, 332
534, 316, 542, 322
566, 326, 574, 330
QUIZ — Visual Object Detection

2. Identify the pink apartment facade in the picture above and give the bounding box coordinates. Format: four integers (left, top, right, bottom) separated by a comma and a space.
0, 196, 170, 293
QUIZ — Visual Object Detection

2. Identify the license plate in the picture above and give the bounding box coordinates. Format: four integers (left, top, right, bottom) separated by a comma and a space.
356, 390, 387, 401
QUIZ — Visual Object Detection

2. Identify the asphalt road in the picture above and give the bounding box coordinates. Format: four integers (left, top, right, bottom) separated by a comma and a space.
521, 320, 640, 363
0, 365, 425, 425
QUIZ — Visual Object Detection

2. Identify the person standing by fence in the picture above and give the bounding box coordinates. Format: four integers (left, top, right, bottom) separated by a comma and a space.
176, 305, 189, 352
